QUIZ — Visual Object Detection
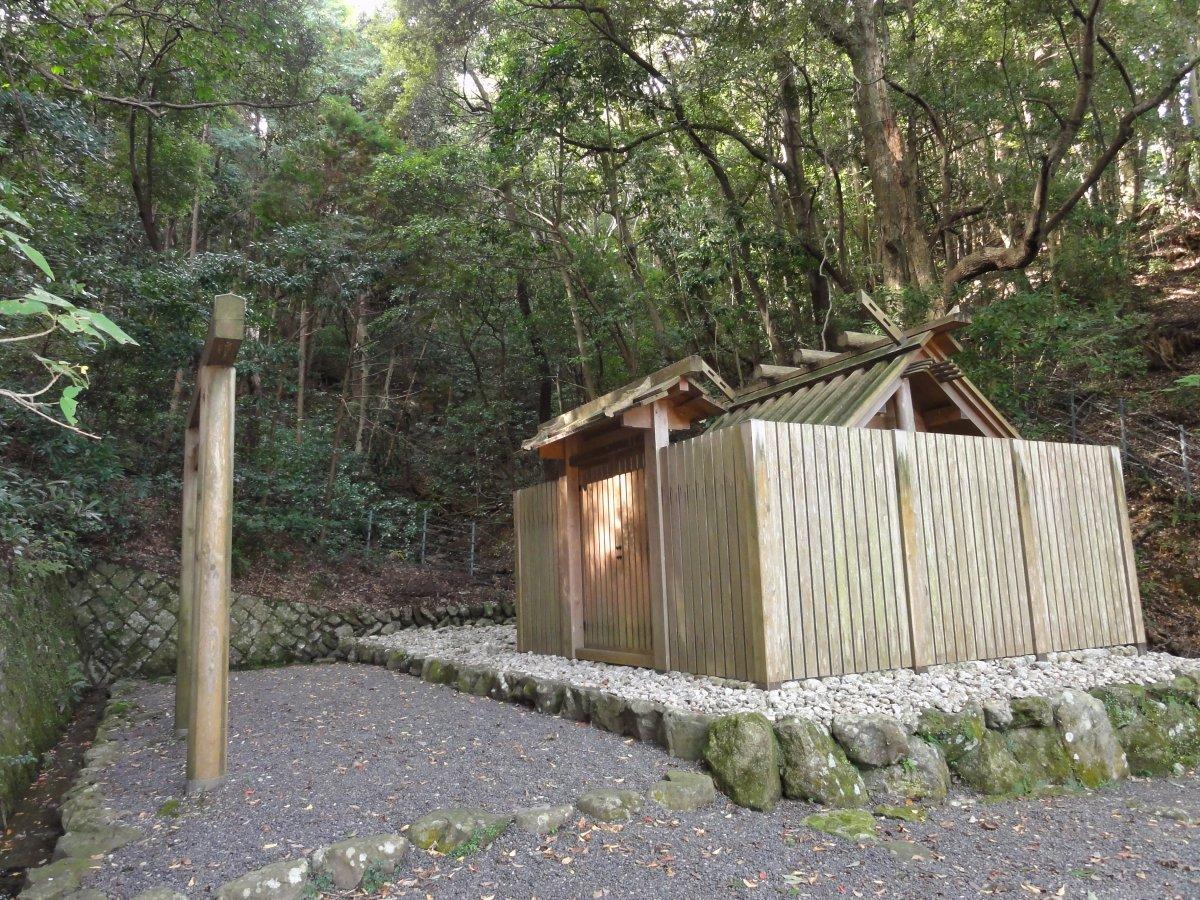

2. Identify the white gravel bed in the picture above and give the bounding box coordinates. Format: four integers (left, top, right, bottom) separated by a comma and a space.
359, 624, 1200, 727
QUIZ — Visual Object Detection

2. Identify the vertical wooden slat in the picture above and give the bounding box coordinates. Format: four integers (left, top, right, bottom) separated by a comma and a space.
893, 430, 932, 670
1107, 447, 1146, 646
1011, 443, 1052, 657
752, 421, 791, 684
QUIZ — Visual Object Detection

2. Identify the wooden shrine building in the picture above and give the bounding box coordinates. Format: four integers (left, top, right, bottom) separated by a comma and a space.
515, 296, 1145, 686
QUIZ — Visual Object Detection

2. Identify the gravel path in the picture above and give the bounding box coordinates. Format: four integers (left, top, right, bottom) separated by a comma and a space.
84, 664, 1200, 899
360, 624, 1200, 726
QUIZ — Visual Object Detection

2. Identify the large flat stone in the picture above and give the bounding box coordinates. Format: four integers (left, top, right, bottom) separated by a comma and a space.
214, 859, 310, 900
311, 833, 409, 890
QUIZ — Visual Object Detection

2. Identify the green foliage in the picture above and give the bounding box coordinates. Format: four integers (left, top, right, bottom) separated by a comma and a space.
0, 190, 135, 434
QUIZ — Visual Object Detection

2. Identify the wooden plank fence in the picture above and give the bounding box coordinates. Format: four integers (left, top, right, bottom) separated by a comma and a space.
513, 479, 565, 655
513, 420, 1144, 684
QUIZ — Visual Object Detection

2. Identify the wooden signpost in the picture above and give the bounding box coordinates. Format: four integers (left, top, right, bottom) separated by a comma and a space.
175, 293, 245, 794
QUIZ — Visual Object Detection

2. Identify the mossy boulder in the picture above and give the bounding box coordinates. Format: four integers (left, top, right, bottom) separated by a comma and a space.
20, 857, 98, 900
1003, 728, 1072, 786
802, 809, 878, 843
916, 707, 1026, 796
1053, 689, 1128, 788
52, 824, 142, 861
775, 716, 867, 807
312, 834, 409, 891
830, 714, 908, 767
591, 693, 636, 736
533, 679, 565, 715
1146, 675, 1200, 707
1009, 697, 1054, 729
704, 713, 782, 811
1091, 683, 1200, 776
420, 658, 457, 686
409, 807, 511, 854
861, 737, 950, 804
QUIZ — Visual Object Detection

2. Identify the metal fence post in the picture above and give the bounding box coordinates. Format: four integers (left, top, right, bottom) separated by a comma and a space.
1118, 398, 1128, 463
1182, 426, 1192, 496
419, 509, 428, 565
468, 522, 476, 578
1068, 391, 1077, 443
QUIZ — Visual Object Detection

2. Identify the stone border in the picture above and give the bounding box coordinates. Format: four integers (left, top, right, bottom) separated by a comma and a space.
19, 682, 146, 899
344, 633, 1200, 812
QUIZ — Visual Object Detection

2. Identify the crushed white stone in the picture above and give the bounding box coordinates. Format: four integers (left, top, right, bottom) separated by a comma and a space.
359, 624, 1200, 728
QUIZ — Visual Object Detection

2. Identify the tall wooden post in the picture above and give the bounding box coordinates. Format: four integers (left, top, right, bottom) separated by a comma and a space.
559, 435, 585, 657
643, 401, 671, 671
178, 294, 244, 794
175, 426, 200, 737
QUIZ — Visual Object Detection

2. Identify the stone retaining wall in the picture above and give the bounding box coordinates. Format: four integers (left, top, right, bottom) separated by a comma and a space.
71, 563, 516, 682
347, 634, 1200, 812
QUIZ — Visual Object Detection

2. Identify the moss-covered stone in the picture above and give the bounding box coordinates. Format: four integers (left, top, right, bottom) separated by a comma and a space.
873, 804, 927, 823
1147, 676, 1200, 708
214, 858, 310, 899
409, 807, 511, 853
704, 713, 782, 811
420, 658, 457, 685
861, 738, 950, 804
1093, 683, 1200, 776
916, 707, 1026, 796
311, 833, 409, 891
1120, 700, 1200, 776
915, 706, 984, 753
1054, 689, 1129, 788
802, 809, 878, 843
775, 716, 867, 808
1004, 727, 1072, 786
663, 710, 712, 761
21, 857, 98, 899
1009, 697, 1054, 729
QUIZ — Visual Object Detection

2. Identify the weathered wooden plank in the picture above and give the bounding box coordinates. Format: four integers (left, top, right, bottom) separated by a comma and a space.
775, 423, 803, 679
1010, 443, 1052, 656
753, 421, 792, 684
893, 431, 932, 669
1107, 446, 1146, 645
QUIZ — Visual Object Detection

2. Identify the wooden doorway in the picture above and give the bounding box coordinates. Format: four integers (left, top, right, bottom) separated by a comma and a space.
578, 449, 654, 666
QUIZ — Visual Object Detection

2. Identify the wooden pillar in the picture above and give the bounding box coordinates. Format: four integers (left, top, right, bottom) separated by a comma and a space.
643, 401, 671, 671
179, 293, 244, 795
560, 436, 584, 657
186, 365, 235, 793
895, 378, 916, 432
174, 426, 200, 737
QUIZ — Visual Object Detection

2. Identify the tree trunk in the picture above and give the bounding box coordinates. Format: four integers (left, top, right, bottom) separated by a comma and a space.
814, 0, 935, 291
295, 298, 309, 440
128, 110, 163, 252
188, 122, 210, 257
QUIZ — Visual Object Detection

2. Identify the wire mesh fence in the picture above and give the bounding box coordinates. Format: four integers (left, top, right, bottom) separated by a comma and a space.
1025, 385, 1196, 497
363, 508, 510, 580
